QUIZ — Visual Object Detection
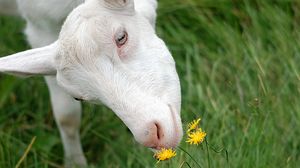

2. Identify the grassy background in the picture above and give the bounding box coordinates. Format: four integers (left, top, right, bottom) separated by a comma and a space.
0, 0, 300, 167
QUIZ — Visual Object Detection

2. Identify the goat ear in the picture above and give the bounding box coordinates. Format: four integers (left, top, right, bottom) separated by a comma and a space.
103, 0, 135, 14
0, 42, 58, 77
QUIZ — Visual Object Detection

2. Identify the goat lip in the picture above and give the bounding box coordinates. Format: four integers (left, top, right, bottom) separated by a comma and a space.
149, 146, 162, 151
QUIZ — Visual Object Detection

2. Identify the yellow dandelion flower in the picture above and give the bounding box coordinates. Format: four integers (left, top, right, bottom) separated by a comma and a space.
186, 128, 206, 145
154, 148, 176, 162
187, 118, 201, 133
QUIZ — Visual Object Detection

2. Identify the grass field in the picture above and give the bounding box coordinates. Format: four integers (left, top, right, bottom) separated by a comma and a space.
0, 0, 300, 167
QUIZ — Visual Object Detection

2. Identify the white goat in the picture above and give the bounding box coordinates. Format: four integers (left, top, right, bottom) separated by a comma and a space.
0, 0, 183, 167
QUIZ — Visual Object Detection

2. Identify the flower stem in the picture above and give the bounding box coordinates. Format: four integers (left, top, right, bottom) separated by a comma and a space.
178, 146, 202, 168
205, 138, 211, 168
206, 140, 229, 163
179, 161, 192, 168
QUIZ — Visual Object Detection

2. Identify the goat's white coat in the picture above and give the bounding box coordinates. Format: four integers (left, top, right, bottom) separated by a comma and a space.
0, 0, 182, 167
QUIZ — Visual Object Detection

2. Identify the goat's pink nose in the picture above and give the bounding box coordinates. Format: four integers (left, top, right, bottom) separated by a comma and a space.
143, 123, 163, 149
143, 122, 177, 149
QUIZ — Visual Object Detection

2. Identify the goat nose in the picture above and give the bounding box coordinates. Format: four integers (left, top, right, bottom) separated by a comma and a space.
140, 106, 182, 149
143, 122, 165, 149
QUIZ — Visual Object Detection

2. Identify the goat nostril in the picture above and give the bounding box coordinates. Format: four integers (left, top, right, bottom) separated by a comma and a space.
143, 122, 165, 148
154, 122, 163, 140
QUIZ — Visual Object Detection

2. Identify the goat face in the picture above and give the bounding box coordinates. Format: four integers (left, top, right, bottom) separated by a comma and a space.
0, 0, 183, 149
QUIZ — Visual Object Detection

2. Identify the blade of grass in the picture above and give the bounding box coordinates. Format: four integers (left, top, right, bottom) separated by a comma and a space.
15, 136, 36, 168
178, 146, 202, 168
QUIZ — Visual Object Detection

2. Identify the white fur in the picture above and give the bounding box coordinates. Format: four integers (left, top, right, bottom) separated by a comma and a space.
0, 0, 182, 167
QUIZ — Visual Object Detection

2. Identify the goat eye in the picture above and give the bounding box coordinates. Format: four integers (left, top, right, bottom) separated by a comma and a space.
115, 30, 128, 47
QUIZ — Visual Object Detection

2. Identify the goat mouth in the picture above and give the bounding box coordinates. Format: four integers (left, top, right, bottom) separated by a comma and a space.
149, 146, 176, 153
149, 147, 162, 152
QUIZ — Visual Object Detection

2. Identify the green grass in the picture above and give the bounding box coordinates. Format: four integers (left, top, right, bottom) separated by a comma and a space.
0, 0, 300, 167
